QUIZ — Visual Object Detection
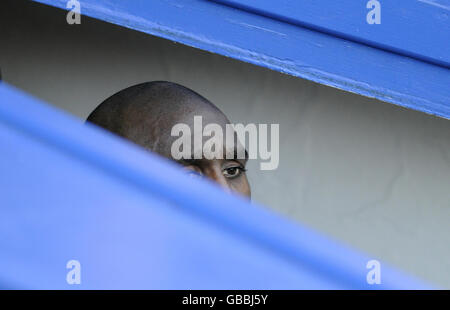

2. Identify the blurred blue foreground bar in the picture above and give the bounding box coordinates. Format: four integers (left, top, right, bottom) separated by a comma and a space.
0, 83, 432, 289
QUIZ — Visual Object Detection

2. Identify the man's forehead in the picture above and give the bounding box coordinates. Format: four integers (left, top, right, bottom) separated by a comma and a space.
192, 136, 247, 159
168, 129, 247, 161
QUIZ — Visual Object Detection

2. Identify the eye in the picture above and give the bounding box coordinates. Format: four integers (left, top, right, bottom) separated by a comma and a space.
222, 166, 246, 178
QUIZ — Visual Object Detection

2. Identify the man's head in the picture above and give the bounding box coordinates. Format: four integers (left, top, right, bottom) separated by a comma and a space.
86, 81, 251, 197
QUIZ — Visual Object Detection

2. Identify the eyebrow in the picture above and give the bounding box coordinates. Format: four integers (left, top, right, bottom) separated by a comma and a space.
177, 148, 248, 166
178, 158, 199, 166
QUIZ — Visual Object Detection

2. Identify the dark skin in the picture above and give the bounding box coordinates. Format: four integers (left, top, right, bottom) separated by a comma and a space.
86, 81, 251, 198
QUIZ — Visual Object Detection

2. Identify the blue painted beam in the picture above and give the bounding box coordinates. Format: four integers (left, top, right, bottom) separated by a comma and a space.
212, 0, 450, 69
0, 83, 432, 289
31, 0, 450, 119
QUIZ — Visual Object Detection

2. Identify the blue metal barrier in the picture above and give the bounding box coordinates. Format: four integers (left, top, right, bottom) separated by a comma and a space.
0, 83, 432, 289
212, 0, 450, 68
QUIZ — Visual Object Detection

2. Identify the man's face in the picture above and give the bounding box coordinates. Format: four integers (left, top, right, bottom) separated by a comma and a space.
86, 82, 251, 198
179, 158, 251, 197
161, 111, 251, 198
176, 140, 251, 198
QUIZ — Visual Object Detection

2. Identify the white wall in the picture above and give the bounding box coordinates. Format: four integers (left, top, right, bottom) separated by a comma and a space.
1, 0, 449, 287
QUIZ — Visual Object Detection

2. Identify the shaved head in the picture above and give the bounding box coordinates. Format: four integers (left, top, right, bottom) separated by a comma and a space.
87, 81, 251, 197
